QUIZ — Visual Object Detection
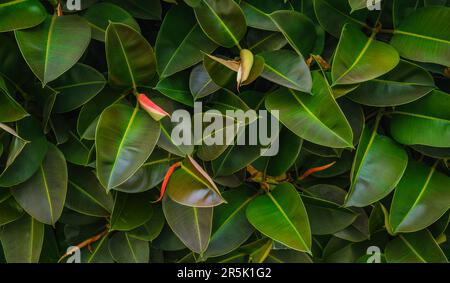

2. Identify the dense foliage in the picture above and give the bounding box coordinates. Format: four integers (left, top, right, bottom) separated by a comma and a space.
0, 0, 449, 263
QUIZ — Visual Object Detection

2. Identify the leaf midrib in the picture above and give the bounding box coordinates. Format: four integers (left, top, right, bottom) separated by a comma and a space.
40, 165, 55, 225
203, 0, 240, 47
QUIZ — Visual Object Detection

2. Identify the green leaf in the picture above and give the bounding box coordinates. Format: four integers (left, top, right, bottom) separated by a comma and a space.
168, 156, 225, 207
332, 24, 399, 85
240, 0, 292, 31
114, 149, 170, 194
0, 215, 44, 263
265, 72, 353, 149
303, 195, 357, 235
194, 0, 247, 48
15, 15, 91, 85
246, 29, 287, 54
66, 165, 114, 218
162, 194, 213, 254
246, 183, 312, 253
390, 6, 450, 66
96, 104, 160, 190
0, 117, 48, 188
11, 144, 67, 226
385, 230, 448, 263
108, 232, 149, 263
155, 72, 194, 107
0, 196, 24, 226
345, 124, 408, 207
189, 63, 220, 100
155, 5, 217, 78
0, 0, 46, 32
390, 160, 450, 233
105, 22, 156, 90
259, 50, 312, 92
110, 191, 154, 231
390, 90, 450, 148
51, 63, 106, 113
59, 131, 92, 166
106, 0, 162, 20
82, 235, 114, 263
205, 188, 256, 257
128, 207, 165, 241
269, 10, 317, 56
313, 0, 368, 37
347, 60, 435, 106
82, 2, 141, 42
0, 76, 28, 123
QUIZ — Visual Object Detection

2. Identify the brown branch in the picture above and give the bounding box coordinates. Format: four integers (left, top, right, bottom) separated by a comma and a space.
57, 229, 108, 263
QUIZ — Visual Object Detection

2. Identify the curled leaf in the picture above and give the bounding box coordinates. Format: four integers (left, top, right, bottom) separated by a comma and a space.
237, 49, 254, 91
138, 93, 170, 121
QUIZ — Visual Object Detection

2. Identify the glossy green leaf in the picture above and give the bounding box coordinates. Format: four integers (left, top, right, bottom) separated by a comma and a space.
168, 156, 225, 207
82, 2, 140, 42
11, 144, 67, 226
390, 6, 450, 66
15, 15, 91, 85
163, 195, 213, 254
108, 232, 149, 263
246, 29, 287, 54
106, 0, 161, 20
390, 90, 450, 147
110, 191, 154, 231
265, 72, 353, 148
0, 117, 48, 188
66, 165, 113, 218
240, 0, 292, 31
313, 0, 368, 37
385, 230, 448, 263
246, 183, 311, 253
269, 10, 316, 56
156, 5, 217, 78
205, 188, 256, 257
96, 104, 160, 190
0, 0, 46, 32
51, 63, 106, 113
128, 207, 165, 241
0, 196, 24, 226
332, 24, 399, 85
189, 63, 220, 100
106, 22, 156, 90
390, 160, 450, 233
0, 215, 44, 263
345, 125, 408, 207
0, 76, 28, 123
155, 72, 194, 107
194, 0, 247, 48
259, 50, 312, 92
347, 60, 435, 106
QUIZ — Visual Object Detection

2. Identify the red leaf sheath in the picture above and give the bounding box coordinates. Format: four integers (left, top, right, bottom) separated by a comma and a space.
152, 162, 181, 203
298, 161, 337, 181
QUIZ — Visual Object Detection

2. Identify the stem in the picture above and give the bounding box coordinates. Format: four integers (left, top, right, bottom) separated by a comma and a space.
57, 229, 108, 263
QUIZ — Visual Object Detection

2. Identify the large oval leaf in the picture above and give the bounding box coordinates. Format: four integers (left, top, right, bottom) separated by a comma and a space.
96, 104, 160, 190
0, 196, 24, 226
0, 0, 46, 32
0, 76, 28, 123
82, 2, 141, 42
66, 165, 114, 218
15, 15, 91, 85
331, 24, 399, 85
168, 155, 225, 207
240, 0, 292, 31
313, 0, 368, 37
345, 125, 408, 207
51, 63, 106, 113
0, 215, 44, 263
11, 144, 67, 226
162, 194, 213, 254
385, 230, 448, 263
265, 72, 353, 149
347, 60, 435, 106
0, 117, 48, 187
390, 6, 450, 66
108, 232, 149, 263
106, 22, 156, 90
246, 183, 311, 253
390, 90, 450, 148
390, 160, 450, 233
110, 191, 154, 231
155, 5, 217, 78
259, 50, 312, 92
189, 63, 220, 100
205, 188, 256, 257
194, 0, 247, 48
